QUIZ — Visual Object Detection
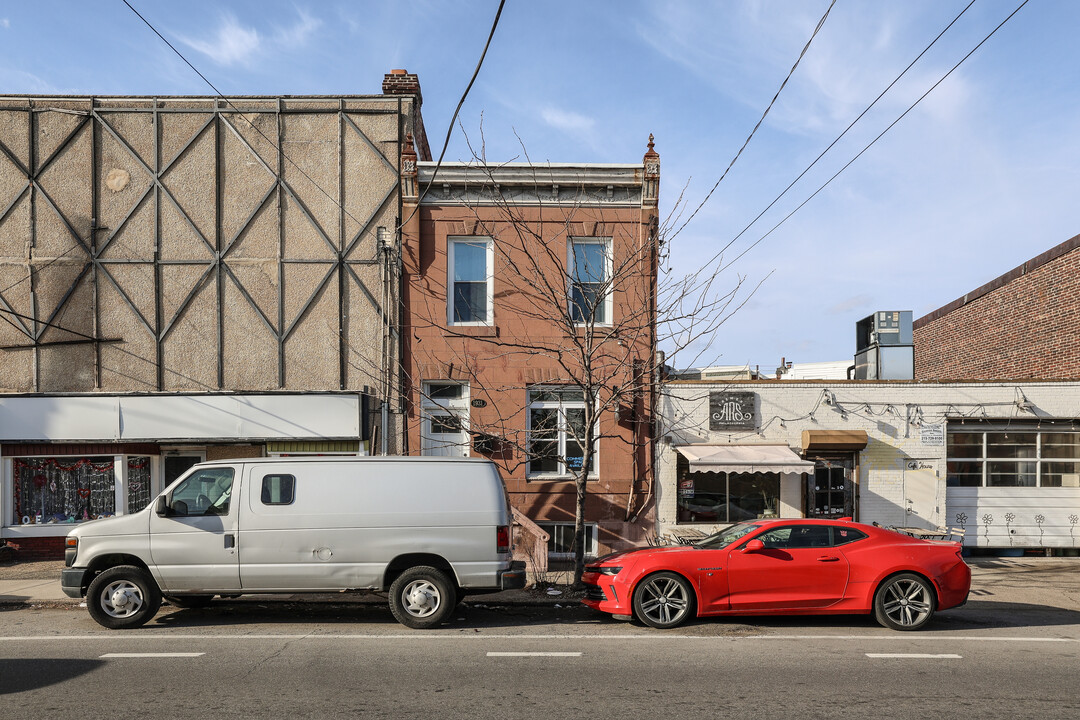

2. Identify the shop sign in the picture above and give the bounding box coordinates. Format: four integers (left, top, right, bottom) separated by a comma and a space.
920, 424, 944, 446
709, 391, 756, 431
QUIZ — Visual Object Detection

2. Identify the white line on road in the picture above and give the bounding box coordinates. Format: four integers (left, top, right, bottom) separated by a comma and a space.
866, 653, 962, 659
0, 634, 1074, 643
100, 652, 205, 658
487, 652, 581, 657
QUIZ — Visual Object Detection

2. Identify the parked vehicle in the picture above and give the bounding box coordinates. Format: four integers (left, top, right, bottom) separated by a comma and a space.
61, 457, 525, 629
582, 518, 970, 630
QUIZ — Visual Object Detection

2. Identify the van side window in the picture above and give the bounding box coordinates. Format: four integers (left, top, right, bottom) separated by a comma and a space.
261, 474, 296, 505
169, 468, 234, 516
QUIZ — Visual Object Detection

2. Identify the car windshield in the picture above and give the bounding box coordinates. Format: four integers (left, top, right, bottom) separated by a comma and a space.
694, 522, 763, 549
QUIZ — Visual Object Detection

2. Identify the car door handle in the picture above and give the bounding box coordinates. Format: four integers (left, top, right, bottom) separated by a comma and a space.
817, 555, 840, 562
224, 534, 235, 550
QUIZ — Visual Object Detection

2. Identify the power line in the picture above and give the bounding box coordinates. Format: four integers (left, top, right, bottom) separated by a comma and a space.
669, 0, 837, 243
0, 2, 507, 342
713, 0, 978, 267
717, 0, 1030, 275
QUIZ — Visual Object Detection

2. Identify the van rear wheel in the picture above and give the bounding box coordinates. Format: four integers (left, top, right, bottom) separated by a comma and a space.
86, 565, 161, 629
389, 566, 456, 629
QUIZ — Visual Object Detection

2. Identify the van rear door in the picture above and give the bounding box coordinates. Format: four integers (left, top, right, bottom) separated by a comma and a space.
149, 465, 241, 592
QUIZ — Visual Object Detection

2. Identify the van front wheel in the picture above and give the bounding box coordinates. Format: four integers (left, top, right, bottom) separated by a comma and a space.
389, 566, 456, 629
86, 565, 161, 629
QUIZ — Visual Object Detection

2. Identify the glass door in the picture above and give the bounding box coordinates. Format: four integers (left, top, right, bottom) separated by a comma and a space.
807, 457, 854, 519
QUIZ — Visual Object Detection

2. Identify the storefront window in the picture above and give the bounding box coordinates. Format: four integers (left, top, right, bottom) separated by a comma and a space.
676, 455, 780, 524
947, 429, 1080, 487
12, 457, 116, 526
127, 457, 153, 512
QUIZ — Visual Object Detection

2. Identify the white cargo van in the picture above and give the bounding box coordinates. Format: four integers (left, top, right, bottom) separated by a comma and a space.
61, 456, 525, 629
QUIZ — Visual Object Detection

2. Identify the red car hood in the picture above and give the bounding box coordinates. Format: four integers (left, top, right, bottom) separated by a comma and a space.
591, 546, 693, 566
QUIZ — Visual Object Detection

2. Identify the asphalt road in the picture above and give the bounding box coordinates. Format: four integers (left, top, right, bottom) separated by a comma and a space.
2, 598, 1079, 719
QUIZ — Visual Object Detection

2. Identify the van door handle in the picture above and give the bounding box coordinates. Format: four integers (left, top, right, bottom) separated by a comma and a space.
224, 534, 235, 550
817, 555, 839, 562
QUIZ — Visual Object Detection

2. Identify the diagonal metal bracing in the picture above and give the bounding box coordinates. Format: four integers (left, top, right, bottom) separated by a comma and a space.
0, 134, 30, 177
221, 264, 278, 337
95, 264, 156, 337
96, 184, 154, 258
282, 262, 338, 341
95, 111, 217, 258
0, 183, 29, 226
341, 113, 396, 172
0, 291, 32, 337
157, 262, 217, 342
343, 262, 385, 319
38, 262, 91, 342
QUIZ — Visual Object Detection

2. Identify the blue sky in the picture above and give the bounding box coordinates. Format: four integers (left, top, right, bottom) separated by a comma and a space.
2, 1, 1078, 372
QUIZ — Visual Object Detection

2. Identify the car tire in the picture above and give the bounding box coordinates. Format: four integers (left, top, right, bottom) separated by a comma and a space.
86, 565, 162, 630
873, 572, 936, 631
632, 571, 695, 629
164, 594, 214, 609
389, 566, 457, 629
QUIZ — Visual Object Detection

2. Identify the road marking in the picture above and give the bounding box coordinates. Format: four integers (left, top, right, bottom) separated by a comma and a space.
487, 652, 581, 657
100, 652, 205, 658
0, 634, 1074, 643
866, 653, 962, 659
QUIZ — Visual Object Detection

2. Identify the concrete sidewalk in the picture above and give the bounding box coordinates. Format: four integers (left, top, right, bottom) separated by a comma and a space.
1, 558, 1078, 609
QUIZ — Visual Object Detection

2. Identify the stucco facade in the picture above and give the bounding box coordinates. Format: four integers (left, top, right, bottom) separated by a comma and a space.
0, 73, 427, 555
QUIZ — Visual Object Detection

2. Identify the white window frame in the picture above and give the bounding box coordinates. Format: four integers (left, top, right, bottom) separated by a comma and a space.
947, 428, 1080, 488
447, 237, 494, 326
568, 237, 613, 326
537, 522, 599, 559
421, 381, 471, 457
526, 387, 598, 478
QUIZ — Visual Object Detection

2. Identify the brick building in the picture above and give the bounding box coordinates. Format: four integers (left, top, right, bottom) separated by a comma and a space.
400, 140, 661, 569
914, 233, 1080, 380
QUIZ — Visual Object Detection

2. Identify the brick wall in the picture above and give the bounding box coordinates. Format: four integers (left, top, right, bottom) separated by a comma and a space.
7, 536, 65, 561
914, 235, 1080, 380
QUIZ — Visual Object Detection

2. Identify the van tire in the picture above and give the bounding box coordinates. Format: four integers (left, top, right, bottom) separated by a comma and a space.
86, 565, 161, 629
389, 566, 456, 629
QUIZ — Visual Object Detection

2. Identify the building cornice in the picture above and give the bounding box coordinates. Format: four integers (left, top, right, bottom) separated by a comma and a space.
417, 162, 646, 207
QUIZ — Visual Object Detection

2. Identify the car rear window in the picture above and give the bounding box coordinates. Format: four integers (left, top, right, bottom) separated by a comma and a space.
831, 526, 867, 546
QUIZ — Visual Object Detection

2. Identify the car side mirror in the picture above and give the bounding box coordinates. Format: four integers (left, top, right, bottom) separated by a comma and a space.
742, 539, 765, 553
154, 496, 172, 517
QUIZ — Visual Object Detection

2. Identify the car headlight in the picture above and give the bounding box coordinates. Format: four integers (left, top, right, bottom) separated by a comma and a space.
591, 566, 622, 576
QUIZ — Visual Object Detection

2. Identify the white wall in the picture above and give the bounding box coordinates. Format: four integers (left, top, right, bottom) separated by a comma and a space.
657, 380, 1080, 548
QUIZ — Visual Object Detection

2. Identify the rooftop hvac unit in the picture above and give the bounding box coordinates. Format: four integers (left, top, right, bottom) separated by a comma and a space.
854, 311, 913, 380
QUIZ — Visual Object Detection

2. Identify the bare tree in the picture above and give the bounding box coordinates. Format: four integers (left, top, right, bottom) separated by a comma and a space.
401, 136, 750, 584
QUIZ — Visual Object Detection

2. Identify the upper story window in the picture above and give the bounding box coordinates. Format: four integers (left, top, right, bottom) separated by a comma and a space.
448, 238, 493, 325
569, 238, 612, 325
947, 429, 1080, 487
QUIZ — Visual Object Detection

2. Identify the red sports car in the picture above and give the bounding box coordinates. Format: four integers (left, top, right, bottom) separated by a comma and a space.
582, 518, 970, 631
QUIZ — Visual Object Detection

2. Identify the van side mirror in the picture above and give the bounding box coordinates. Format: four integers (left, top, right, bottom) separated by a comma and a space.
154, 496, 171, 517
741, 539, 765, 553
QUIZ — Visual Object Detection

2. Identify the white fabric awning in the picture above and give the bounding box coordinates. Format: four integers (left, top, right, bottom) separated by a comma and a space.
675, 444, 815, 474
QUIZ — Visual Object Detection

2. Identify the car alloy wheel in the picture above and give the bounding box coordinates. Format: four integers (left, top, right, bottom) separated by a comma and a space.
633, 571, 694, 629
874, 573, 935, 631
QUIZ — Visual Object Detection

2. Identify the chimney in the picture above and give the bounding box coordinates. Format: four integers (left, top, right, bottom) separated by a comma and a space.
382, 69, 431, 162
382, 69, 423, 105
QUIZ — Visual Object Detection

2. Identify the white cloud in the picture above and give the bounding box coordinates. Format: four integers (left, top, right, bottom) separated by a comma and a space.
177, 14, 261, 66
274, 8, 322, 49
1, 18, 10, 29
540, 107, 596, 134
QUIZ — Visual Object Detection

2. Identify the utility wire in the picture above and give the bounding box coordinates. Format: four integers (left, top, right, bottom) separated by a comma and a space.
716, 0, 1030, 275
0, 2, 506, 341
711, 0, 978, 268
669, 0, 837, 243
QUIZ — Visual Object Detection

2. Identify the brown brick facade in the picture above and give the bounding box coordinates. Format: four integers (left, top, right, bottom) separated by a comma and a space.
914, 234, 1080, 380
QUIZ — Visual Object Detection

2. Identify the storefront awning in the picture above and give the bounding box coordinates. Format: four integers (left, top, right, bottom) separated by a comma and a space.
801, 430, 869, 452
675, 445, 815, 474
